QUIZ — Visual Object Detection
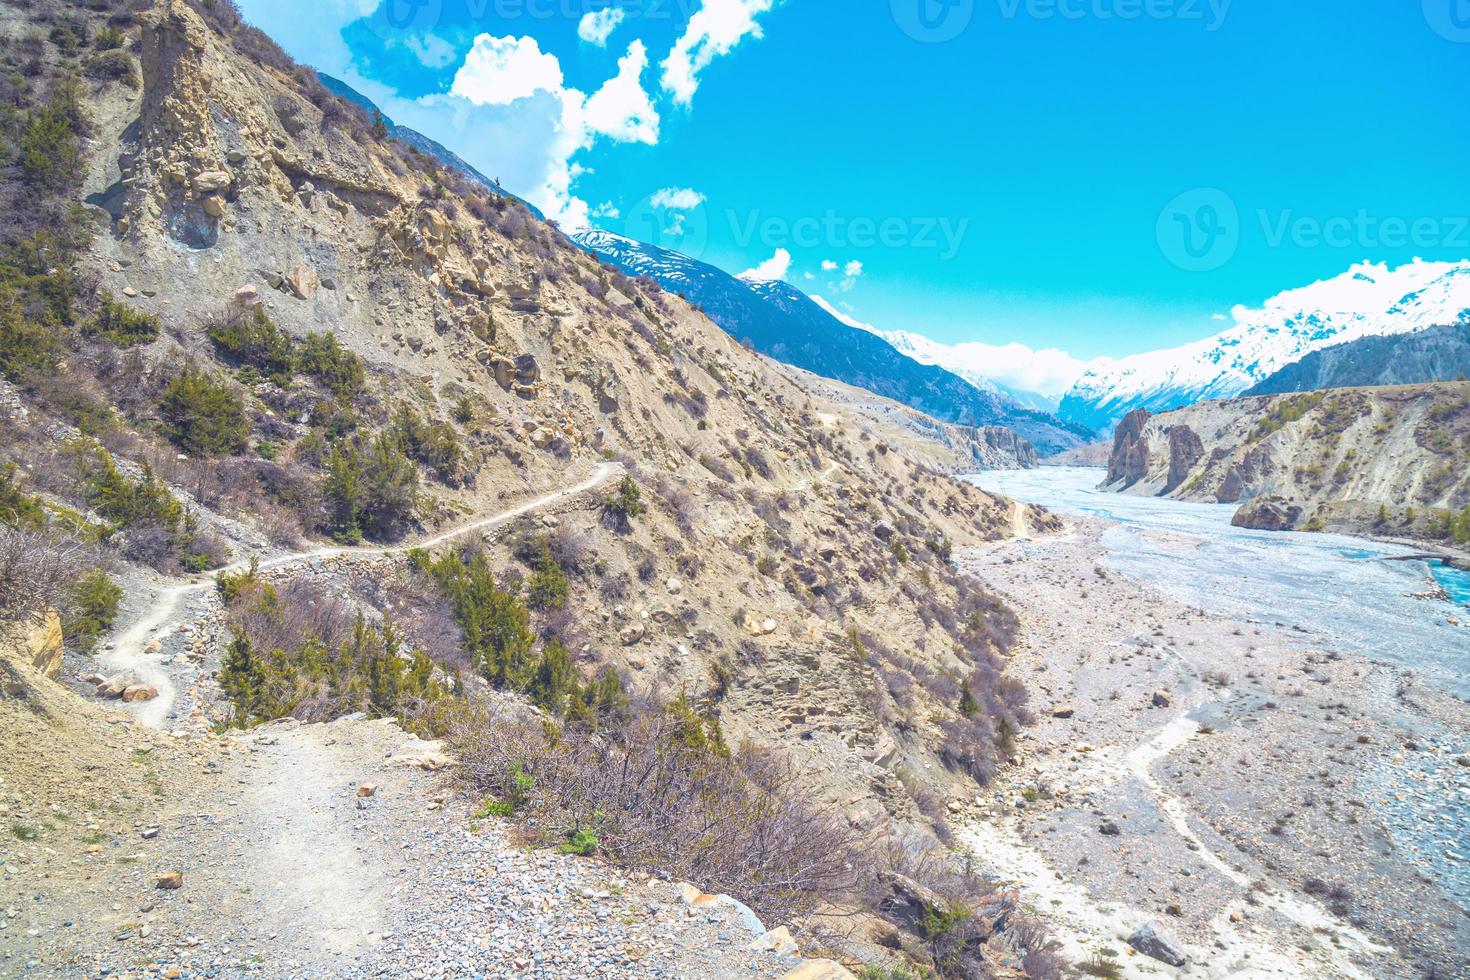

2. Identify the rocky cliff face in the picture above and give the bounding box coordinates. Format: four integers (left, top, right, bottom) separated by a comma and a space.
0, 612, 63, 684
1104, 384, 1470, 542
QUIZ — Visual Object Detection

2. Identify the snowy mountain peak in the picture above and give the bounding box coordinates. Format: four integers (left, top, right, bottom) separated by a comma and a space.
1059, 259, 1470, 430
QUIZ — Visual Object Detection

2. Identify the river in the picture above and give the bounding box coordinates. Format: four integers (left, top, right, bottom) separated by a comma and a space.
967, 466, 1470, 701
968, 466, 1470, 912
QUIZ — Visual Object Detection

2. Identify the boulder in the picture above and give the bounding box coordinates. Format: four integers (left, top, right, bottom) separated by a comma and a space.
1231, 495, 1304, 532
356, 784, 377, 798
192, 170, 231, 194
619, 624, 645, 646
744, 616, 778, 637
514, 353, 541, 383
122, 684, 160, 703
1128, 920, 1187, 967
750, 926, 800, 956
286, 265, 319, 300
154, 871, 184, 890
200, 194, 226, 218
1151, 689, 1171, 708
1051, 703, 1076, 719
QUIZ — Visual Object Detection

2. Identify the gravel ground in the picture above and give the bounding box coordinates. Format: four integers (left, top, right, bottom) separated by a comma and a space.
953, 520, 1470, 979
5, 716, 828, 980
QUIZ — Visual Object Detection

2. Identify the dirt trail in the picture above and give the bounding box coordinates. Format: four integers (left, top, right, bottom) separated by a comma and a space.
99, 463, 621, 728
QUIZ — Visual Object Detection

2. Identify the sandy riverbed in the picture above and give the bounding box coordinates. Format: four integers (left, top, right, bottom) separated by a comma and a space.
954, 518, 1470, 979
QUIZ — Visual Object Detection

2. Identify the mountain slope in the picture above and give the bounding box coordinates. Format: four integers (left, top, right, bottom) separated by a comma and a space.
0, 1, 1062, 973
1105, 385, 1470, 545
1247, 323, 1470, 395
571, 231, 1091, 454
1061, 260, 1470, 431
316, 72, 545, 221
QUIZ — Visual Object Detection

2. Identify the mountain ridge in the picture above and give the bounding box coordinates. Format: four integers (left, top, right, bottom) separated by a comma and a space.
571, 230, 1091, 454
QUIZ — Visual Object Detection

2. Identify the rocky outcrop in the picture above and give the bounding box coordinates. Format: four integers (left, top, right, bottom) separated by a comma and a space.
1105, 408, 1152, 488
1105, 382, 1470, 543
2, 612, 64, 681
1128, 920, 1187, 967
1231, 495, 1304, 532
1164, 425, 1204, 493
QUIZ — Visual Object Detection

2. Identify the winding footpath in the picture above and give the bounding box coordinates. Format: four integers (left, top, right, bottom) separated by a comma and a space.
97, 462, 622, 729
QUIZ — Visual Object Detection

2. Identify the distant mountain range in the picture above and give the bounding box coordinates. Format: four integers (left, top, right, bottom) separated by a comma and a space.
570, 231, 1092, 454
1059, 260, 1470, 430
1247, 322, 1470, 395
315, 73, 545, 221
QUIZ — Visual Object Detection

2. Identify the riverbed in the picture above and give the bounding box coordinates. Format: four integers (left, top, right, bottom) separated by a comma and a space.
969, 466, 1470, 701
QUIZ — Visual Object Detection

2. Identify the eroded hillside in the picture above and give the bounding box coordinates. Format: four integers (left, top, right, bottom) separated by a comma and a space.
0, 1, 1062, 975
1106, 384, 1470, 545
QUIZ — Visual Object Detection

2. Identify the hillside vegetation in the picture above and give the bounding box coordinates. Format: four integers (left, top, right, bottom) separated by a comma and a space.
0, 1, 1063, 975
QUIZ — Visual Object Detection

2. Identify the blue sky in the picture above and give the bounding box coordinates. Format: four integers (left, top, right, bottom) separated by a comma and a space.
235, 0, 1470, 365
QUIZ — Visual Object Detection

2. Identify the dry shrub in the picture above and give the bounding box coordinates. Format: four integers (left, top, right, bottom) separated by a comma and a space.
0, 525, 90, 627
451, 699, 864, 925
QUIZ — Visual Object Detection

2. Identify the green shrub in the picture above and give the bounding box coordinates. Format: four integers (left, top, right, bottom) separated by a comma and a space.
208, 306, 295, 384
601, 476, 644, 532
322, 433, 419, 542
298, 331, 365, 400
18, 94, 85, 193
219, 609, 448, 729
65, 569, 122, 652
391, 405, 464, 484
83, 50, 137, 87
0, 283, 61, 380
559, 825, 600, 856
85, 293, 158, 346
93, 26, 125, 51
0, 464, 46, 528
159, 367, 249, 457
526, 539, 569, 611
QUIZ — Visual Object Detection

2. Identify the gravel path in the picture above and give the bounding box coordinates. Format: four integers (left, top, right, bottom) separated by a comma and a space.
9, 717, 828, 979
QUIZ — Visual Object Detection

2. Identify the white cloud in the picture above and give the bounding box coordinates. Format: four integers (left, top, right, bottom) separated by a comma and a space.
403, 33, 457, 69
844, 260, 863, 278
821, 259, 838, 272
661, 0, 776, 106
738, 248, 791, 282
650, 187, 707, 210
592, 202, 621, 219
810, 297, 1109, 399
444, 36, 659, 229
1211, 312, 1229, 321
579, 40, 661, 145
578, 8, 627, 46
450, 34, 564, 106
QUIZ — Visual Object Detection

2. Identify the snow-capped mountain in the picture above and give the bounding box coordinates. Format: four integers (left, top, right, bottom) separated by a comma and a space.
809, 299, 1093, 415
1059, 259, 1470, 431
570, 230, 1093, 453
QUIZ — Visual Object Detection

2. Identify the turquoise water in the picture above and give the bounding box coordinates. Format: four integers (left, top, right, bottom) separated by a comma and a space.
968, 467, 1470, 700
1432, 562, 1470, 609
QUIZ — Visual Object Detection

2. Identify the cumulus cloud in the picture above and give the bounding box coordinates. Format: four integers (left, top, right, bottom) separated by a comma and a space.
443, 36, 659, 228
844, 260, 863, 278
450, 35, 564, 106
821, 259, 838, 272
578, 8, 628, 46
662, 0, 777, 106
402, 33, 457, 69
738, 248, 792, 282
579, 40, 661, 145
650, 187, 707, 210
592, 202, 621, 219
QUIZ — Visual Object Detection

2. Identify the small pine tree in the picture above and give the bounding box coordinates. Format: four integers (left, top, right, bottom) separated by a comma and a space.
371, 109, 389, 141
